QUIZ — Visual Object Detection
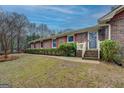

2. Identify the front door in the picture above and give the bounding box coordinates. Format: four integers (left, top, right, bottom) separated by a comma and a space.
88, 32, 97, 49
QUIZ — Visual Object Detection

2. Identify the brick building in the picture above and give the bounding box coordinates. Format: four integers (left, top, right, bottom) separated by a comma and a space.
29, 6, 124, 58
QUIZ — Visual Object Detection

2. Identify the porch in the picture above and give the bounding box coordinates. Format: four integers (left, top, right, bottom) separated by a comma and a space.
76, 24, 111, 59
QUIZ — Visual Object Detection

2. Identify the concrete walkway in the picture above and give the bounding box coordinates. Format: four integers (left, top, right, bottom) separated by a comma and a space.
41, 55, 100, 64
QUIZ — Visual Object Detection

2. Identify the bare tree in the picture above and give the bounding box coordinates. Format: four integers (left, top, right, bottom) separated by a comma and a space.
0, 10, 29, 57
12, 13, 29, 52
0, 12, 12, 58
7, 13, 17, 53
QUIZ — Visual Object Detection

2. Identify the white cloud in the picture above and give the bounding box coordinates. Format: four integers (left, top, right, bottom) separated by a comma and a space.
41, 15, 65, 22
27, 5, 89, 16
42, 6, 75, 14
32, 5, 79, 14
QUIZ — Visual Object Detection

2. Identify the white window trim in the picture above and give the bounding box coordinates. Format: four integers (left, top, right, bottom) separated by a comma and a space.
67, 35, 74, 43
88, 31, 98, 50
52, 39, 57, 48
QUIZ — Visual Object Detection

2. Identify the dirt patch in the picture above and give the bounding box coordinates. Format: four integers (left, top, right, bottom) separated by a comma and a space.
0, 55, 18, 62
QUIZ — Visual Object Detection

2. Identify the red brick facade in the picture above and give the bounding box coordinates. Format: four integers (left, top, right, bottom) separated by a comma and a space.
31, 32, 89, 49
109, 10, 124, 46
43, 39, 52, 48
28, 6, 124, 58
75, 32, 87, 43
30, 9, 124, 50
35, 41, 41, 48
56, 36, 67, 48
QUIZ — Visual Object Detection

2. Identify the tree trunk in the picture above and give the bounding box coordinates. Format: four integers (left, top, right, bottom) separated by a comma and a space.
11, 42, 13, 53
17, 31, 20, 53
10, 30, 13, 53
17, 36, 20, 53
4, 48, 8, 58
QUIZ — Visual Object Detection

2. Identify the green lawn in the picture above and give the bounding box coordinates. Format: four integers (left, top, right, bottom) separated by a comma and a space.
0, 54, 124, 88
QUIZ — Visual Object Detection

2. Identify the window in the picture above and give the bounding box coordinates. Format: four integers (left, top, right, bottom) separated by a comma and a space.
67, 35, 74, 42
52, 39, 56, 48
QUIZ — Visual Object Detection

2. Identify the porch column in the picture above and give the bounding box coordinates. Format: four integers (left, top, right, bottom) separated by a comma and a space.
108, 24, 111, 40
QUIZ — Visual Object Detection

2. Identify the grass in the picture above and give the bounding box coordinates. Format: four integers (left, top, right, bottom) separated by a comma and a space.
0, 54, 124, 88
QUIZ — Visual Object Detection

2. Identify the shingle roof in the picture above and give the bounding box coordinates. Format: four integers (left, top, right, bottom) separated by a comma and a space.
98, 5, 124, 23
28, 25, 99, 44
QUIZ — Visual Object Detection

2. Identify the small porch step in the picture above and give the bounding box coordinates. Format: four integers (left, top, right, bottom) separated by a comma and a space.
84, 50, 98, 59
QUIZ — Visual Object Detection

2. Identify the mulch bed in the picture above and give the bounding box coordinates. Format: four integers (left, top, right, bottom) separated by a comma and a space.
0, 55, 18, 62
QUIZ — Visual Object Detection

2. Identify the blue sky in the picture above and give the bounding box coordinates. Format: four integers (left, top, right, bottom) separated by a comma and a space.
0, 5, 112, 30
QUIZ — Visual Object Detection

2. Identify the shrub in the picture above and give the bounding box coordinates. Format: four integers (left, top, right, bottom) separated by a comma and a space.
25, 48, 64, 56
25, 43, 77, 57
100, 40, 120, 62
59, 43, 77, 56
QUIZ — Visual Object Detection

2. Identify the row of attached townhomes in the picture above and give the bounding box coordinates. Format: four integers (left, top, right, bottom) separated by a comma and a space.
28, 5, 124, 59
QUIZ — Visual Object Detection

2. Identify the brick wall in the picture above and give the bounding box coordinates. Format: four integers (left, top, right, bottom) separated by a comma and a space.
75, 32, 87, 43
43, 39, 52, 48
35, 42, 41, 48
57, 36, 67, 47
109, 10, 124, 47
75, 32, 88, 57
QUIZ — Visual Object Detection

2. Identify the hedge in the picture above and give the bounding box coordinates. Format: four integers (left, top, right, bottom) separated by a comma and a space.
25, 48, 63, 56
25, 43, 77, 57
59, 43, 76, 56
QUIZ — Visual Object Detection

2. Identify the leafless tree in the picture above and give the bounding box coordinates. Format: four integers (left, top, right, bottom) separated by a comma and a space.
0, 10, 29, 57
0, 12, 12, 58
0, 9, 56, 56
12, 13, 29, 52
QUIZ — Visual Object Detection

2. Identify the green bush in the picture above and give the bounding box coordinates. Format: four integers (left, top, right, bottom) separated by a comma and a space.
26, 48, 53, 55
100, 40, 120, 62
59, 43, 77, 56
25, 43, 77, 57
25, 48, 66, 56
